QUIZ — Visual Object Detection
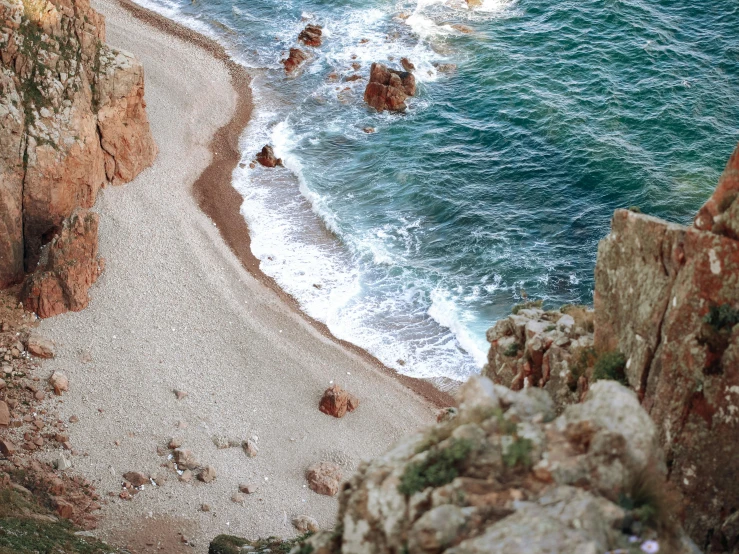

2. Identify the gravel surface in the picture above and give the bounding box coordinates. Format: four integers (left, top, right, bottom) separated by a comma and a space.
37, 1, 435, 550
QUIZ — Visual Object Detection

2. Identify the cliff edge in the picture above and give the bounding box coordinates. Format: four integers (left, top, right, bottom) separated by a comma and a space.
0, 0, 156, 290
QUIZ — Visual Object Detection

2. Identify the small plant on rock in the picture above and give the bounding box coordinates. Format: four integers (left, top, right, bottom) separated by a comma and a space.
511, 299, 543, 315
398, 438, 473, 496
503, 341, 521, 357
592, 351, 627, 384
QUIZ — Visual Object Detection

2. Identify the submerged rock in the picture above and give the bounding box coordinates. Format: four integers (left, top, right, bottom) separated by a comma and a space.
363, 63, 416, 112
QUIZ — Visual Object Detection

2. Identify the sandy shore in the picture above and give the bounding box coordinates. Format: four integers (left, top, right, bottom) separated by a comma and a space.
36, 0, 441, 551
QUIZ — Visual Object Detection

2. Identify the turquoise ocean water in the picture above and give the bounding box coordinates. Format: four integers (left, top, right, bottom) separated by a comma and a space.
135, 0, 739, 383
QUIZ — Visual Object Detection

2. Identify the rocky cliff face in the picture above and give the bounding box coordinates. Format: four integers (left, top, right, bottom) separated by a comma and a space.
226, 377, 697, 554
484, 142, 739, 552
0, 0, 156, 288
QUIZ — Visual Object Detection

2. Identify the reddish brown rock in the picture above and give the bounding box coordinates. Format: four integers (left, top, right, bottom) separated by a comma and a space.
197, 466, 217, 483
283, 48, 308, 73
363, 63, 416, 112
0, 438, 17, 456
123, 471, 149, 487
256, 145, 282, 168
21, 208, 104, 318
306, 461, 342, 496
591, 143, 739, 550
694, 143, 739, 237
318, 384, 359, 418
0, 400, 10, 426
26, 333, 55, 358
400, 57, 415, 72
298, 24, 322, 47
0, 0, 156, 290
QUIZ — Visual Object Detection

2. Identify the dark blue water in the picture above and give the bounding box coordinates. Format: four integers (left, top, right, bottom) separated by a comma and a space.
136, 0, 739, 383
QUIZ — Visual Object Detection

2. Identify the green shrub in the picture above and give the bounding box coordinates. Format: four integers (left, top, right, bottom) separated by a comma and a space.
502, 436, 534, 469
592, 351, 627, 384
704, 303, 739, 331
398, 438, 473, 496
503, 342, 521, 357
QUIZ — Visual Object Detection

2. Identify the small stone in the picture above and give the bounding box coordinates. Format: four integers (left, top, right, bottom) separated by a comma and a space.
176, 420, 187, 429
197, 466, 217, 483
55, 453, 72, 471
363, 127, 375, 134
0, 438, 17, 456
306, 461, 342, 496
49, 372, 69, 395
27, 333, 55, 358
156, 445, 167, 456
151, 472, 167, 486
200, 503, 211, 512
292, 515, 320, 533
34, 390, 45, 401
0, 401, 9, 426
173, 448, 199, 470
242, 439, 259, 458
231, 493, 245, 504
69, 415, 79, 423
0, 378, 6, 390
239, 483, 257, 494
168, 437, 183, 449
174, 390, 188, 400
123, 471, 149, 487
55, 433, 69, 443
179, 470, 193, 483
212, 436, 230, 449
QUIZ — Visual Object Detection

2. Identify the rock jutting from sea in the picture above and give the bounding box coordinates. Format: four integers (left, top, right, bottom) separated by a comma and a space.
0, 0, 156, 306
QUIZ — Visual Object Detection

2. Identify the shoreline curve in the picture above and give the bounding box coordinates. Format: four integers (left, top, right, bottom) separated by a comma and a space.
115, 0, 457, 409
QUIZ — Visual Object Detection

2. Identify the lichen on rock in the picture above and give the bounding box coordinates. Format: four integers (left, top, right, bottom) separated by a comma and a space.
283, 376, 697, 554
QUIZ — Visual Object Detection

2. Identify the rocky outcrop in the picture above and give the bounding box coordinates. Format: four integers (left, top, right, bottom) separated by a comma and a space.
298, 24, 322, 47
482, 303, 594, 409
20, 208, 103, 318
483, 143, 739, 551
255, 145, 282, 168
363, 63, 416, 112
292, 376, 698, 554
319, 384, 359, 418
282, 48, 308, 73
0, 0, 156, 287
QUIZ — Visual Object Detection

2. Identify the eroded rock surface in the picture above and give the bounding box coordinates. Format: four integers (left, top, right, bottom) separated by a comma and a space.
20, 208, 104, 318
290, 377, 698, 554
0, 0, 156, 287
482, 142, 739, 551
482, 303, 594, 410
363, 63, 416, 112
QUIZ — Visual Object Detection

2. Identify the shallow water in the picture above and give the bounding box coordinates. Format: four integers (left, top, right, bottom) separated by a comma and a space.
134, 0, 739, 383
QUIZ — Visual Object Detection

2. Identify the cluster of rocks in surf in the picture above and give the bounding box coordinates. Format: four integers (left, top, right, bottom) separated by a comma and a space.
282, 23, 323, 74
0, 0, 156, 314
363, 62, 417, 113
